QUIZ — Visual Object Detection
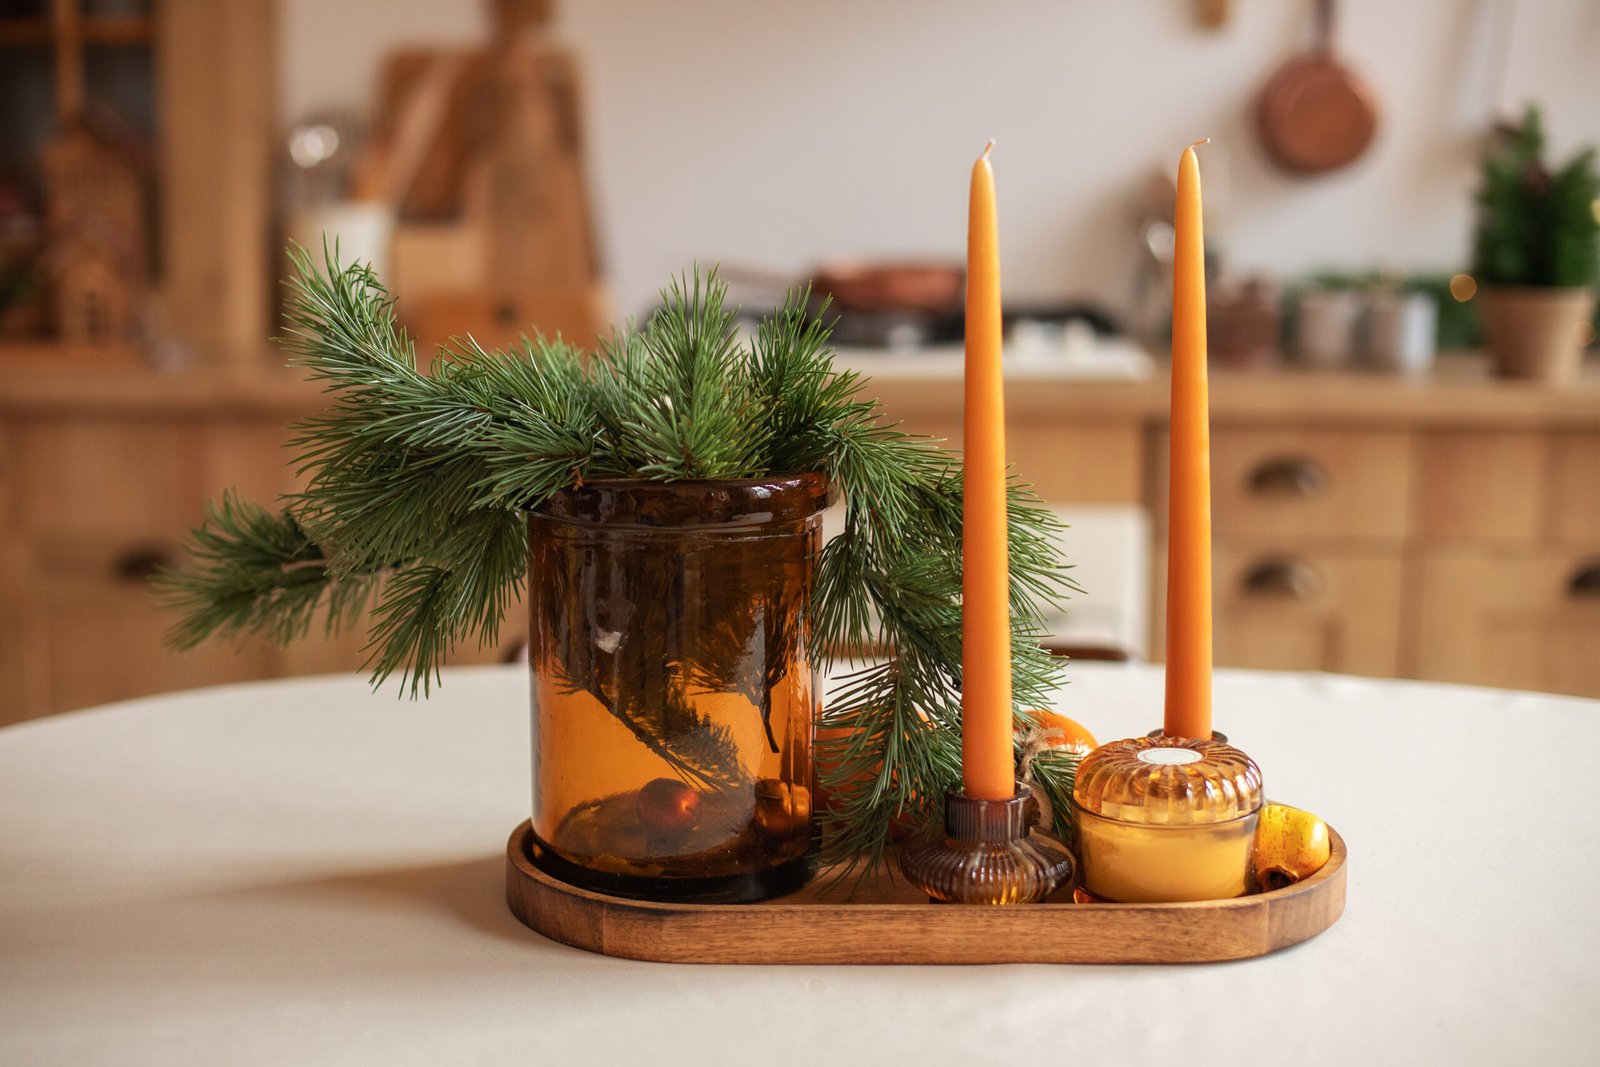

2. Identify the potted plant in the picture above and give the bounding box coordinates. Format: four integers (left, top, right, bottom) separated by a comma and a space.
1472, 104, 1600, 382
158, 249, 1080, 902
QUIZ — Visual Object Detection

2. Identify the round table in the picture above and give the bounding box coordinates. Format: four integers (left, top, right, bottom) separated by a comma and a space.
2, 664, 1595, 1064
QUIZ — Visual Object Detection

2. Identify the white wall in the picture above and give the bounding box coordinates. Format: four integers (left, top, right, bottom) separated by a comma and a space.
279, 0, 1600, 321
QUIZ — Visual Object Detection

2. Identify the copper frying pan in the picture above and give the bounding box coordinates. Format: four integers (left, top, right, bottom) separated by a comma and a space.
1257, 0, 1379, 175
719, 261, 965, 315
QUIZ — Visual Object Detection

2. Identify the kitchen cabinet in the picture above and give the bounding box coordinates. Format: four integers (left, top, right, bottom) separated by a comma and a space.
875, 361, 1600, 699
1151, 545, 1405, 678
3, 358, 1599, 725
1549, 434, 1600, 539
1405, 429, 1600, 694
1413, 548, 1600, 695
0, 376, 517, 726
1203, 427, 1412, 544
881, 407, 1143, 505
1415, 431, 1548, 542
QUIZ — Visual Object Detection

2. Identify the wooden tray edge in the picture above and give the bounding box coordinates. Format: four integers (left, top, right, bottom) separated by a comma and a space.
505, 819, 1347, 965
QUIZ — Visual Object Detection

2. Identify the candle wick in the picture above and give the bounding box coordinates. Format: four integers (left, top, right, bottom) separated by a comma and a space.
1189, 138, 1212, 149
981, 139, 995, 160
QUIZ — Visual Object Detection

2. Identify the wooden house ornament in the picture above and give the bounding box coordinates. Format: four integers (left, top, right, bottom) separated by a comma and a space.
38, 113, 153, 345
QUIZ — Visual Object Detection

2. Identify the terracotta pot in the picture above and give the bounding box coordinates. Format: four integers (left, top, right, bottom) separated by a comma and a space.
1477, 286, 1596, 383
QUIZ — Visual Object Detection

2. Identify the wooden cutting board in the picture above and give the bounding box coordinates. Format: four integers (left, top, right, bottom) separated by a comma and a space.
1257, 0, 1379, 175
375, 33, 602, 350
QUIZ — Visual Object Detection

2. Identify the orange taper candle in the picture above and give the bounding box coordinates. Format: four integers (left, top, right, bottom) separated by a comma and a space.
1164, 142, 1213, 741
961, 141, 1015, 800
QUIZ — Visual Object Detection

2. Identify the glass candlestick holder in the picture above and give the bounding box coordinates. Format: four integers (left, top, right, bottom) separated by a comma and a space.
1072, 735, 1263, 903
898, 784, 1074, 905
1148, 728, 1229, 743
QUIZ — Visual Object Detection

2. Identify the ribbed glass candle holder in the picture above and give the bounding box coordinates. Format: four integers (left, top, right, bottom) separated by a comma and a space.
898, 784, 1075, 905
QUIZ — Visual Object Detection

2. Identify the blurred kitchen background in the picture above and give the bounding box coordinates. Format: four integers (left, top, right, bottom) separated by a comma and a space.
2, 0, 1598, 724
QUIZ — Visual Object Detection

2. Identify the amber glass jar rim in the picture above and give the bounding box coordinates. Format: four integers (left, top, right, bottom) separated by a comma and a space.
533, 473, 833, 529
1073, 804, 1261, 831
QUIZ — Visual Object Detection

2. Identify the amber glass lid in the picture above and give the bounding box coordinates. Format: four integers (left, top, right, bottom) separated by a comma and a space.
1073, 736, 1263, 826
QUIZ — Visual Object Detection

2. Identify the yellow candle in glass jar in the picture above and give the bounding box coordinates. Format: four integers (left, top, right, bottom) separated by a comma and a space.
1072, 736, 1262, 903
1075, 810, 1257, 903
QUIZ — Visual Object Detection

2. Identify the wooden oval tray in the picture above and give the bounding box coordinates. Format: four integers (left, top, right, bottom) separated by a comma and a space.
505, 819, 1347, 964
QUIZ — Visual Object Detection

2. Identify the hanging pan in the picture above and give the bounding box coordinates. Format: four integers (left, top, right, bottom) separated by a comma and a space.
1256, 0, 1380, 175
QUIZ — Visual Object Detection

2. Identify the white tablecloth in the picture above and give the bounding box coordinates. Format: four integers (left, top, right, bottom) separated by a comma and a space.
2, 664, 1596, 1065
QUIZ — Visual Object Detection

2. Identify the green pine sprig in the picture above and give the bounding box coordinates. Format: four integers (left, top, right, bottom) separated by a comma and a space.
159, 490, 375, 649
157, 245, 1083, 872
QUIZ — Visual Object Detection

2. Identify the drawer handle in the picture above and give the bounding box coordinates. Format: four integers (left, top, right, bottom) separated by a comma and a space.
1248, 456, 1330, 498
113, 546, 180, 583
1243, 558, 1323, 600
1569, 563, 1600, 599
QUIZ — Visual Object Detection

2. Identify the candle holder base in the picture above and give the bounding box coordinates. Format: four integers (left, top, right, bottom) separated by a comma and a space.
1148, 728, 1229, 743
897, 784, 1074, 905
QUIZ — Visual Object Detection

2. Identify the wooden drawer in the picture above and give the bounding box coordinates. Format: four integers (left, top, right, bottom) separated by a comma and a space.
1549, 433, 1600, 542
0, 421, 23, 585
0, 589, 50, 726
1010, 422, 1142, 504
893, 411, 1142, 505
1155, 427, 1412, 544
14, 418, 205, 541
1152, 543, 1404, 677
0, 419, 16, 514
3, 580, 277, 720
1417, 431, 1600, 544
1413, 546, 1600, 698
25, 532, 187, 586
1416, 430, 1546, 543
200, 420, 308, 504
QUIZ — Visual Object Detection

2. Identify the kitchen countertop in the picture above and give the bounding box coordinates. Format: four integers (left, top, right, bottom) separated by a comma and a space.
860, 353, 1600, 429
3, 352, 1598, 428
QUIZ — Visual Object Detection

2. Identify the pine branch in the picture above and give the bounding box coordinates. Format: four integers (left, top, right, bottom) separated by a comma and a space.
156, 491, 379, 649
1027, 748, 1081, 841
589, 271, 770, 479
161, 253, 1082, 875
811, 450, 1080, 874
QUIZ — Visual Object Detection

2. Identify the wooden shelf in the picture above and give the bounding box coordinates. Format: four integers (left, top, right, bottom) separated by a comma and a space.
0, 340, 146, 368
0, 14, 153, 47
0, 362, 326, 417
2, 350, 1598, 426
868, 353, 1600, 430
0, 17, 49, 45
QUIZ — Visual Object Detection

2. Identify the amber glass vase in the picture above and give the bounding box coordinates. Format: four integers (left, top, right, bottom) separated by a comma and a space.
526, 474, 830, 903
